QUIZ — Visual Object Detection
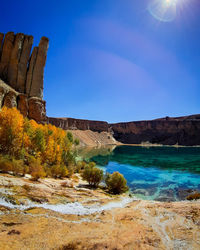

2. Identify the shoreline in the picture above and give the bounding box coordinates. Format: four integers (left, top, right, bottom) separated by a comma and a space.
0, 173, 199, 249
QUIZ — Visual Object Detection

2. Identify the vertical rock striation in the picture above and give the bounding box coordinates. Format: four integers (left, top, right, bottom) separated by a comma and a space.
8, 33, 24, 89
0, 33, 4, 59
0, 32, 49, 123
17, 35, 33, 93
26, 46, 38, 96
0, 32, 15, 82
30, 37, 49, 98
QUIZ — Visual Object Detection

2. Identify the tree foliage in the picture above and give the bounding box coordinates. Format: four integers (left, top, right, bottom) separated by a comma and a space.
0, 107, 80, 180
81, 162, 103, 187
105, 172, 129, 194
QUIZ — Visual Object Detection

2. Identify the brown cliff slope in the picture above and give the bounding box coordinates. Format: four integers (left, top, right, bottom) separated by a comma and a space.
110, 115, 200, 146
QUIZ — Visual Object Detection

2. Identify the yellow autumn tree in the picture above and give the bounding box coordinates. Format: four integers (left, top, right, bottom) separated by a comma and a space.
0, 107, 24, 156
0, 107, 79, 179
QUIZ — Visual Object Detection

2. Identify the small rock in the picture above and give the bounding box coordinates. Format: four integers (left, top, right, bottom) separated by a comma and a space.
8, 230, 20, 235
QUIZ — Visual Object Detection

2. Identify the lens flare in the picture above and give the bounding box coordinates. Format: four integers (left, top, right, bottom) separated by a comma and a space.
148, 0, 178, 22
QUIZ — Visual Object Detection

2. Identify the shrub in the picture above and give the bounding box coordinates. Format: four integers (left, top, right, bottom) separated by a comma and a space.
0, 156, 13, 172
105, 172, 129, 194
74, 138, 80, 146
75, 161, 87, 173
11, 159, 25, 176
29, 158, 46, 181
50, 165, 68, 178
82, 163, 103, 187
66, 165, 74, 178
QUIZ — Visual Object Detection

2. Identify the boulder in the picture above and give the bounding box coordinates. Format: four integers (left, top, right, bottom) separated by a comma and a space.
18, 94, 28, 117
0, 86, 6, 108
3, 90, 17, 108
28, 97, 46, 123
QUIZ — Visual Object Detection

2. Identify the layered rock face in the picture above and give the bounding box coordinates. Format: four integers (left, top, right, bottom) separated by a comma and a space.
48, 117, 109, 133
110, 115, 200, 146
0, 32, 49, 123
48, 115, 200, 146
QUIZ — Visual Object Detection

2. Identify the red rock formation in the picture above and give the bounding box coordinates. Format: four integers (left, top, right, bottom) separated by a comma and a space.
48, 115, 200, 146
3, 90, 17, 108
0, 32, 15, 82
0, 33, 4, 58
7, 33, 24, 88
110, 116, 200, 146
26, 46, 38, 96
0, 86, 6, 108
30, 37, 49, 98
18, 94, 28, 117
17, 35, 33, 93
48, 117, 109, 132
28, 97, 46, 123
0, 32, 49, 123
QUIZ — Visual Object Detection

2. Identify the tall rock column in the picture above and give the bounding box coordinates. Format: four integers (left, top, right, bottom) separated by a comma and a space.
7, 33, 24, 89
16, 35, 33, 93
29, 37, 49, 98
26, 46, 38, 96
0, 33, 4, 59
0, 32, 15, 83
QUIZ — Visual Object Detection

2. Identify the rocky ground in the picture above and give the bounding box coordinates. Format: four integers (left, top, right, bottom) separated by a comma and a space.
0, 173, 199, 250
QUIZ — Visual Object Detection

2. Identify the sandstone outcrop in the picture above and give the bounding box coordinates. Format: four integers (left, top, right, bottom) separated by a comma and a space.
48, 117, 109, 132
3, 90, 17, 108
0, 32, 48, 123
0, 79, 47, 123
48, 115, 200, 146
18, 94, 28, 117
17, 35, 33, 93
30, 37, 49, 99
28, 97, 46, 123
110, 115, 200, 146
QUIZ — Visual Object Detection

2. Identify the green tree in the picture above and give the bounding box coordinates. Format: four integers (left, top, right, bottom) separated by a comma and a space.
67, 132, 73, 143
105, 172, 129, 194
33, 128, 46, 153
82, 163, 103, 187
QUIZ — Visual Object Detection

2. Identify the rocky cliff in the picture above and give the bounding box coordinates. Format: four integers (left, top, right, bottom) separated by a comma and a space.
0, 32, 48, 122
111, 115, 200, 146
49, 115, 200, 146
48, 117, 109, 132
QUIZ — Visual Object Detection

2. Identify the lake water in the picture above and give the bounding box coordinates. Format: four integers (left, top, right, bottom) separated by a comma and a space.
78, 145, 200, 201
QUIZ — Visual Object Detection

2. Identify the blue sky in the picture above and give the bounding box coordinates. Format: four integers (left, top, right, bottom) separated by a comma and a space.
1, 0, 200, 122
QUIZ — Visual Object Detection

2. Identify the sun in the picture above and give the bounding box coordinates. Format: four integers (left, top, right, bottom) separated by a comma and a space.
148, 0, 178, 22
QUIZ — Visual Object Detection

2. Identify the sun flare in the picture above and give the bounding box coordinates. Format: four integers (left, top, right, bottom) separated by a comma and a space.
148, 0, 179, 22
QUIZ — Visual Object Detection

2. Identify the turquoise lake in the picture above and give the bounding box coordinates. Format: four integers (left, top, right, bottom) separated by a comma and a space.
79, 145, 200, 201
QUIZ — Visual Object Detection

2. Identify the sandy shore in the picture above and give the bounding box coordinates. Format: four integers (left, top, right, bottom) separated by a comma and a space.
0, 173, 199, 250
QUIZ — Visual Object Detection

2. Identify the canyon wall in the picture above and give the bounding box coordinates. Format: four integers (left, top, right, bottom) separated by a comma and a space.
49, 115, 200, 146
0, 32, 48, 122
111, 115, 200, 146
48, 117, 109, 132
